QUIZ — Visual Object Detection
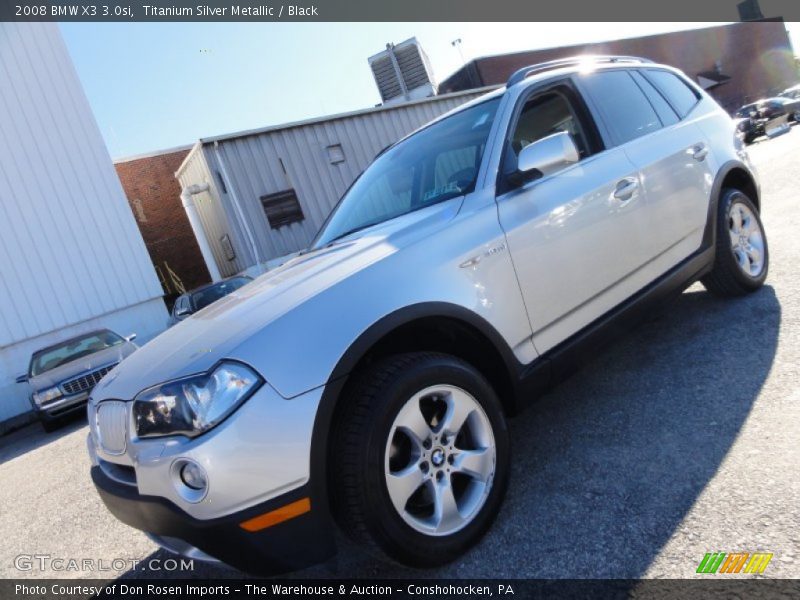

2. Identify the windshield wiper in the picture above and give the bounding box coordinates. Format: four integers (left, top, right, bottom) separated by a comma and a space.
325, 221, 381, 246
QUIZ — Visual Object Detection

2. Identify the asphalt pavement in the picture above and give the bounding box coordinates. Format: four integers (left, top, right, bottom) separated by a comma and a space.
1, 127, 798, 580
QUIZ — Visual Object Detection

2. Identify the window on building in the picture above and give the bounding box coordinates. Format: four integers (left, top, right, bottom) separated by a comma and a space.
219, 234, 236, 261
261, 189, 305, 229
131, 197, 147, 222
327, 144, 346, 164
580, 70, 662, 145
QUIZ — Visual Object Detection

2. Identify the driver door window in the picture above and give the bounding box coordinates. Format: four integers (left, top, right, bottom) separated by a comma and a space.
501, 86, 593, 182
515, 90, 590, 154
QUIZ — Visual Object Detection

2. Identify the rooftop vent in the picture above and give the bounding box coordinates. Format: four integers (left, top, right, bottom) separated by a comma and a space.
368, 38, 437, 105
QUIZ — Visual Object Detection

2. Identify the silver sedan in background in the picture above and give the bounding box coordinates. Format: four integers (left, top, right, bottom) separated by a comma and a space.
16, 329, 138, 432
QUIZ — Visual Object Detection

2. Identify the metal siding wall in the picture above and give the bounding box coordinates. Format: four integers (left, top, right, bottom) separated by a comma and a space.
206, 91, 487, 267
0, 23, 164, 348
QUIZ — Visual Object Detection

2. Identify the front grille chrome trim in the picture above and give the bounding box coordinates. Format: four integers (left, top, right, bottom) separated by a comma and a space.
96, 400, 128, 455
61, 363, 118, 395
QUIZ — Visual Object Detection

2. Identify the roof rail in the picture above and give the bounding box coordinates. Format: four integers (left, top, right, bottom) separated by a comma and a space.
506, 55, 653, 88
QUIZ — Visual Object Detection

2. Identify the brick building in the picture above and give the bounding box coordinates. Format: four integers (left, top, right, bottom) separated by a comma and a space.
439, 20, 798, 113
114, 146, 211, 298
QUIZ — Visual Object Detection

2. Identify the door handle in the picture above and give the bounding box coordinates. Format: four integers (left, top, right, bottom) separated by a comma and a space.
691, 143, 709, 161
613, 177, 639, 202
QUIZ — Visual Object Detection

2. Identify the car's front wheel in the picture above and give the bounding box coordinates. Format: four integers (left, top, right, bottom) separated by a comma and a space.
332, 352, 509, 567
39, 414, 60, 433
702, 188, 768, 297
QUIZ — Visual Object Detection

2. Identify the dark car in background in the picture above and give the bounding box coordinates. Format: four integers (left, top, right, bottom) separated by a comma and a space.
735, 97, 800, 144
168, 275, 253, 326
16, 329, 138, 432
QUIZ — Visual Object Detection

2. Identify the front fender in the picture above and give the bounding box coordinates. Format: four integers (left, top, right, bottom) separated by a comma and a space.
231, 204, 534, 399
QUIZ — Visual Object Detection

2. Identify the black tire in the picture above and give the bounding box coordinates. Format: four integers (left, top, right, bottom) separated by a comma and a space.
702, 188, 768, 297
331, 352, 510, 567
40, 416, 60, 433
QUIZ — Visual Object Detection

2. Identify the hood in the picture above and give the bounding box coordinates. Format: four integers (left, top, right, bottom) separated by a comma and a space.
29, 342, 137, 392
92, 200, 461, 401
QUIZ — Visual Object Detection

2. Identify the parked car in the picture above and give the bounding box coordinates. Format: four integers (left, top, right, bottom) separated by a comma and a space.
168, 276, 253, 326
16, 329, 138, 432
734, 97, 799, 143
780, 83, 800, 100
778, 95, 800, 122
88, 56, 768, 575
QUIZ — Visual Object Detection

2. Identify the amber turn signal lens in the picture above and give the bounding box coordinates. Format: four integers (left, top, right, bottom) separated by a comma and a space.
239, 497, 311, 532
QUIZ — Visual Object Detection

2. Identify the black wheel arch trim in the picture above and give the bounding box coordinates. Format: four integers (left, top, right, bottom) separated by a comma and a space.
701, 159, 759, 251
326, 302, 523, 385
309, 302, 529, 539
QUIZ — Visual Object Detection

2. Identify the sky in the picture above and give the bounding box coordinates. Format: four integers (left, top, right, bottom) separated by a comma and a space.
59, 21, 800, 159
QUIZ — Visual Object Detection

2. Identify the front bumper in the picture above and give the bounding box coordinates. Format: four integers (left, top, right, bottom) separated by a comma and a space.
91, 465, 335, 575
88, 377, 338, 574
37, 392, 89, 420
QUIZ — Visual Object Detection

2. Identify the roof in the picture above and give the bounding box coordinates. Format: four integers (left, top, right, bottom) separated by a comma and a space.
438, 20, 786, 93
196, 86, 499, 145
175, 85, 498, 177
696, 71, 732, 90
113, 143, 194, 164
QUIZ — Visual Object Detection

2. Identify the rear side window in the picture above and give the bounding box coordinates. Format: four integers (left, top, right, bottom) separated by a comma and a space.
580, 70, 662, 145
630, 71, 679, 127
644, 69, 700, 118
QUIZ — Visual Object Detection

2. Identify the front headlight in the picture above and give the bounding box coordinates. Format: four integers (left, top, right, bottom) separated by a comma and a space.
132, 361, 262, 439
33, 387, 62, 406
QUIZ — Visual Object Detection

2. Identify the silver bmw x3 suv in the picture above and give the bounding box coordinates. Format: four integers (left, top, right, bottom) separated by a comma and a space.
88, 56, 768, 575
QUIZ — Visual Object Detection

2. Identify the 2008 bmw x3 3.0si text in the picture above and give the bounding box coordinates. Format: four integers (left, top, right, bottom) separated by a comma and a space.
88, 56, 768, 575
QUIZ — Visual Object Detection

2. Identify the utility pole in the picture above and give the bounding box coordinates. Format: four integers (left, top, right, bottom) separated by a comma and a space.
451, 38, 465, 64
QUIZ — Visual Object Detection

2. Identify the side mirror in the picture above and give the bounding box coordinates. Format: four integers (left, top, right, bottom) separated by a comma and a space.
175, 308, 192, 319
15, 374, 28, 384
125, 333, 137, 342
517, 131, 580, 179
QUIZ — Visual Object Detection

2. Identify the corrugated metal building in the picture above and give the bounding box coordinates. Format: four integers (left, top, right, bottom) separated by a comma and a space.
175, 87, 493, 278
0, 23, 169, 427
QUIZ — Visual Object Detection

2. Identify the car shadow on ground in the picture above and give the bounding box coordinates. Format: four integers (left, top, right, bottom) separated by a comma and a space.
120, 284, 781, 580
0, 416, 86, 465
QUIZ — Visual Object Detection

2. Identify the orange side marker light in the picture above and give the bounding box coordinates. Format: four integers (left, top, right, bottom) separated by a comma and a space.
240, 497, 311, 532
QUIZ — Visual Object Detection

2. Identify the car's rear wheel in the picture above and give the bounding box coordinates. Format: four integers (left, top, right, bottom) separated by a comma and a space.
331, 352, 509, 567
702, 188, 768, 297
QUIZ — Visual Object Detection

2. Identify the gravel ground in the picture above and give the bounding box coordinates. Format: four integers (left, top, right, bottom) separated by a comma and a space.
1, 127, 798, 581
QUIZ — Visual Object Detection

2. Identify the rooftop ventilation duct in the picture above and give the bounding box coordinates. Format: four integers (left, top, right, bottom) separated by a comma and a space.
369, 38, 437, 105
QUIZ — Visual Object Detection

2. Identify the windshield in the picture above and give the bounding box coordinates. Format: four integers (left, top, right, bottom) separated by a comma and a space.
191, 276, 251, 311
313, 98, 501, 248
30, 330, 124, 376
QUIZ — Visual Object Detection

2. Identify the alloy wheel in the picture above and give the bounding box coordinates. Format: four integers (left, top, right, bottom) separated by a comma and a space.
728, 200, 765, 278
383, 384, 496, 537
